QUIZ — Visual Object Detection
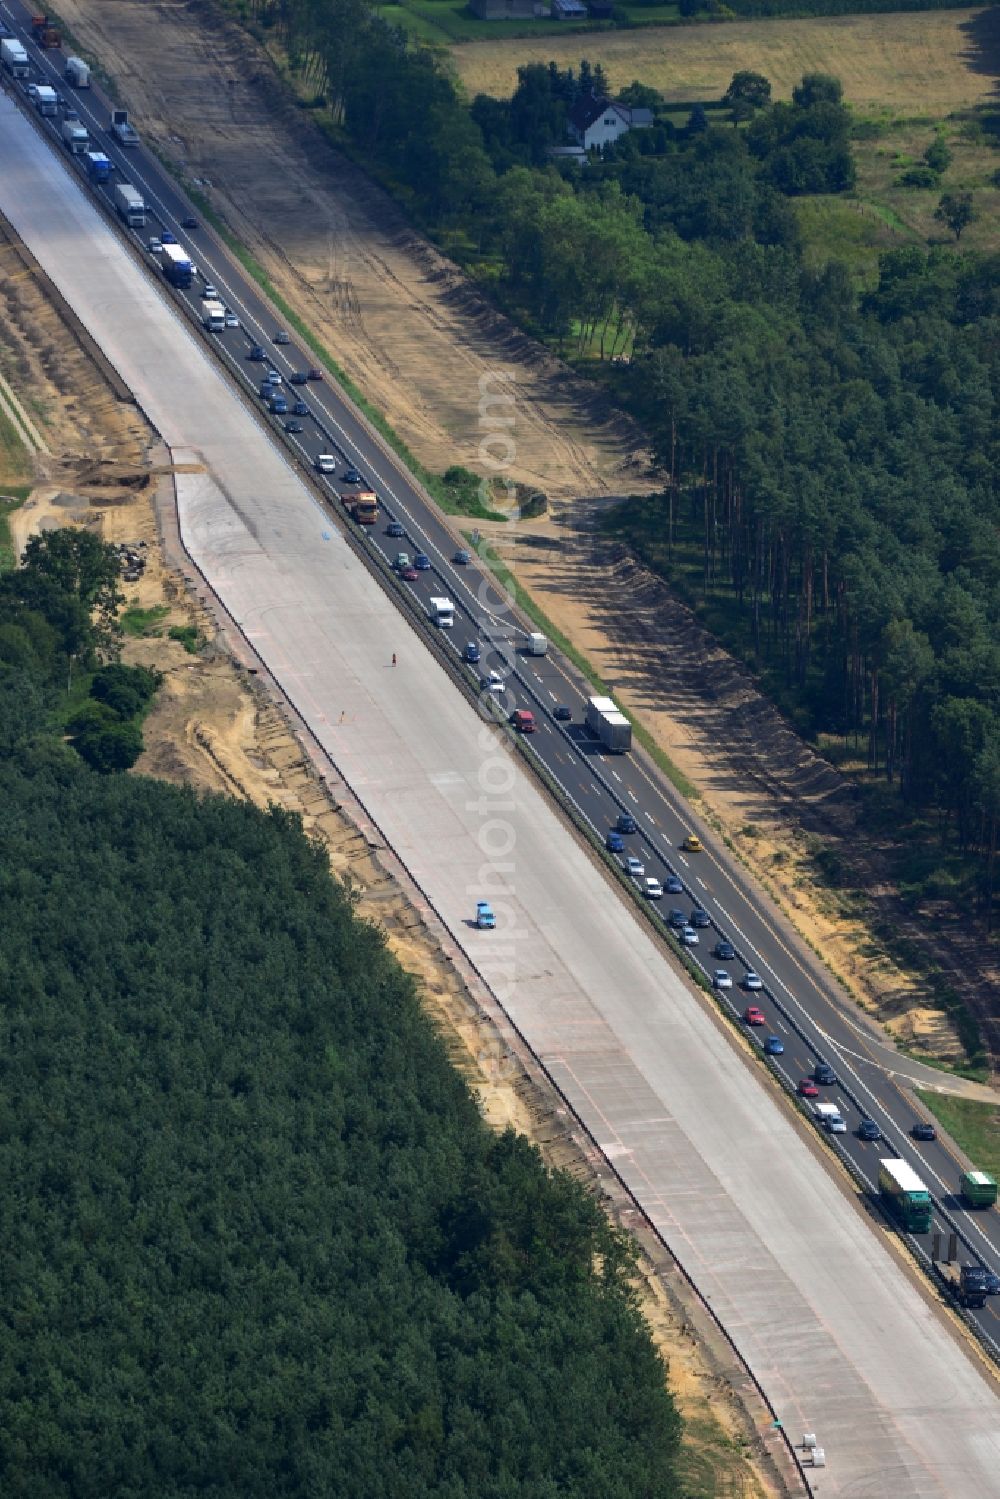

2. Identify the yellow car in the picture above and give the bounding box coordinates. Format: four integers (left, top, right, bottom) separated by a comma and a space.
681, 834, 702, 853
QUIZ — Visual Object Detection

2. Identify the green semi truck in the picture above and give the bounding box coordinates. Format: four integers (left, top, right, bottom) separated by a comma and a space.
878, 1158, 932, 1233
960, 1171, 998, 1208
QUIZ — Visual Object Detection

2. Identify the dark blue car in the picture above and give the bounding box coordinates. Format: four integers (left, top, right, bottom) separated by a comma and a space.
414, 553, 431, 570
606, 831, 625, 854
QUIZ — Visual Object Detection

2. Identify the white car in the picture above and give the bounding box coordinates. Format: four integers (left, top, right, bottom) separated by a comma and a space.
712, 968, 732, 989
224, 310, 239, 328
742, 971, 763, 991
485, 670, 503, 694
680, 926, 699, 946
147, 237, 163, 255
314, 454, 337, 474
643, 877, 663, 900
201, 283, 218, 300
624, 856, 645, 880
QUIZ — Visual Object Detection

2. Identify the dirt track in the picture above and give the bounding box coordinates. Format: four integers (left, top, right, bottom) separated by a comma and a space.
53, 0, 654, 504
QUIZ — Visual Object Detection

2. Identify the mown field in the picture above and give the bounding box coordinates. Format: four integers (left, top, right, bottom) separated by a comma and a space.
449, 7, 998, 109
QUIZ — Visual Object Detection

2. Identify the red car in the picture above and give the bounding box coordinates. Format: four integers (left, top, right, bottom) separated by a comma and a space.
307, 367, 324, 381
743, 1005, 765, 1026
400, 565, 419, 581
798, 1078, 820, 1098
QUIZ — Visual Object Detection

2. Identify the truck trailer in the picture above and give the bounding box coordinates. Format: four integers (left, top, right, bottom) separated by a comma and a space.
113, 183, 146, 228
935, 1259, 989, 1309
878, 1158, 932, 1234
960, 1171, 998, 1208
64, 56, 90, 87
1, 39, 30, 77
161, 242, 194, 288
61, 119, 89, 154
585, 696, 632, 754
35, 85, 59, 117
84, 150, 111, 184
201, 300, 227, 332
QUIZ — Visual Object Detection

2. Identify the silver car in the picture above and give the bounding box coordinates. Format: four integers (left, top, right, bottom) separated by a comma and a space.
713, 968, 733, 989
680, 926, 699, 946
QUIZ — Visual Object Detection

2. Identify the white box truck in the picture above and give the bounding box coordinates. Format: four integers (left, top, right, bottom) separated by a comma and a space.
201, 300, 227, 332
429, 597, 455, 628
64, 56, 91, 88
113, 183, 146, 228
35, 85, 59, 117
61, 119, 89, 154
585, 696, 631, 753
1, 38, 30, 78
814, 1102, 847, 1134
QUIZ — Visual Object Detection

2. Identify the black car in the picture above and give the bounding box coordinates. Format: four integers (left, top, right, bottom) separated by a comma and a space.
553, 705, 572, 722
284, 420, 304, 434
343, 468, 363, 484
813, 1062, 837, 1086
667, 908, 686, 929
983, 1271, 1000, 1296
690, 908, 711, 928
289, 371, 309, 386
714, 940, 736, 961
616, 812, 638, 835
292, 400, 309, 417
912, 1121, 937, 1142
386, 520, 405, 538
181, 215, 198, 230
248, 345, 266, 361
858, 1118, 881, 1142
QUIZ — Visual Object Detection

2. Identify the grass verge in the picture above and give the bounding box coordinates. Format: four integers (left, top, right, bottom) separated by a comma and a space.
121, 604, 170, 638
915, 1091, 1000, 1179
182, 185, 506, 522
471, 534, 699, 801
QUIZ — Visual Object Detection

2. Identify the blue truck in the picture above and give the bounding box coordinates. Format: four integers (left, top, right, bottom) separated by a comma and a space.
85, 150, 111, 184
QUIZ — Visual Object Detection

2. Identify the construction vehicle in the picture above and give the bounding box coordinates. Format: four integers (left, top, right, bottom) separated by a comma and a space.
31, 13, 61, 46
345, 489, 378, 526
935, 1259, 989, 1309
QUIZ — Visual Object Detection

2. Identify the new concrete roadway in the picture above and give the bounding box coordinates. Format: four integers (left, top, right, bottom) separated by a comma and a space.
6, 1, 1000, 1349
2, 83, 1000, 1498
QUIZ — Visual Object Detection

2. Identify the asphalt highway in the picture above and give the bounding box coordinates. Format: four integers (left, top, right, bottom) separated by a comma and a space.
4, 1, 1000, 1355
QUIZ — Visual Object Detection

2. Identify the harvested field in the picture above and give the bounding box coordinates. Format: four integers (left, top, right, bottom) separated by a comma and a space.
450, 7, 1000, 110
